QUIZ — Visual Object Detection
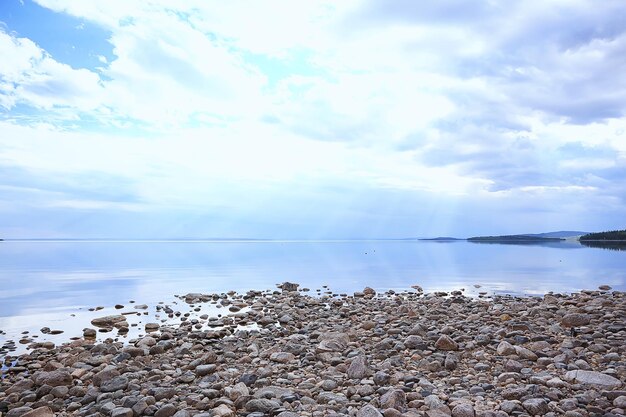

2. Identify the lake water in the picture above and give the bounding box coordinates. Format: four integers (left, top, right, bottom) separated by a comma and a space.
1, 239, 624, 354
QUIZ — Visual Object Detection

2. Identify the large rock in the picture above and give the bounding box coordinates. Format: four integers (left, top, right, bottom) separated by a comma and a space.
253, 386, 294, 399
522, 398, 548, 415
145, 323, 160, 332
564, 370, 622, 389
452, 403, 474, 417
212, 404, 235, 417
195, 364, 216, 376
435, 335, 459, 351
155, 404, 177, 417
561, 313, 590, 328
280, 282, 299, 292
245, 399, 280, 413
404, 335, 426, 350
111, 408, 134, 417
317, 392, 348, 404
34, 370, 72, 387
270, 352, 295, 363
316, 332, 350, 352
363, 287, 376, 296
426, 409, 452, 417
380, 389, 406, 411
91, 315, 127, 328
357, 405, 383, 417
21, 407, 54, 417
100, 376, 129, 393
347, 355, 370, 379
496, 340, 516, 355
93, 366, 120, 386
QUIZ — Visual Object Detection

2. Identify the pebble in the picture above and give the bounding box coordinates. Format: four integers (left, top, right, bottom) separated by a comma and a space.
0, 285, 624, 417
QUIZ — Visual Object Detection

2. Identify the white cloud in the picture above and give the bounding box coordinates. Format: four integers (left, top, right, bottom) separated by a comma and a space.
0, 29, 103, 111
0, 0, 625, 236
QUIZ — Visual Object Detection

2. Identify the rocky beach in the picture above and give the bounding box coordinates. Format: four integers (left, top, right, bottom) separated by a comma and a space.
1, 284, 624, 417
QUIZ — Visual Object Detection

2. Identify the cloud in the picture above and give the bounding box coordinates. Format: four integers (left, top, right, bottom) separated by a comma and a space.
1, 0, 625, 237
0, 28, 103, 112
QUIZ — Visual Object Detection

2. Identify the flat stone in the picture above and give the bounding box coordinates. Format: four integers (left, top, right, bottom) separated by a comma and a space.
564, 370, 622, 389
91, 315, 128, 328
111, 407, 134, 417
426, 408, 452, 417
316, 332, 350, 352
561, 313, 590, 328
270, 352, 295, 363
357, 405, 383, 417
245, 399, 280, 413
100, 376, 129, 392
93, 366, 120, 386
6, 407, 33, 417
34, 370, 72, 387
522, 398, 548, 415
155, 404, 177, 417
451, 403, 475, 417
21, 407, 54, 417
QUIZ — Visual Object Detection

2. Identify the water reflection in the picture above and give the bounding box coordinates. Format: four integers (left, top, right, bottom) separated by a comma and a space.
579, 240, 626, 251
467, 240, 584, 249
0, 240, 624, 347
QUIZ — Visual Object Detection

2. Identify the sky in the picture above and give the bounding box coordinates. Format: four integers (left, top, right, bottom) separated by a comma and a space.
0, 0, 625, 239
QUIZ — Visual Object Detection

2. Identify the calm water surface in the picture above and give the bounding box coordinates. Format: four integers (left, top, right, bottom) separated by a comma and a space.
0, 240, 624, 351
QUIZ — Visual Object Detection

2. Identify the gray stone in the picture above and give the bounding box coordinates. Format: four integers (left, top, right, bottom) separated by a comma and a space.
195, 364, 216, 376
245, 399, 280, 413
100, 376, 129, 392
317, 392, 348, 404
270, 352, 295, 363
522, 398, 548, 415
425, 395, 444, 409
155, 404, 177, 417
357, 405, 383, 417
496, 341, 516, 355
404, 335, 426, 349
452, 403, 475, 417
6, 407, 33, 417
111, 407, 133, 417
426, 409, 452, 417
254, 386, 293, 399
347, 355, 370, 379
380, 389, 406, 411
564, 370, 622, 389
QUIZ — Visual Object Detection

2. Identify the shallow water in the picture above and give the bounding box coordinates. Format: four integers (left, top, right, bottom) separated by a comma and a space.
0, 239, 624, 352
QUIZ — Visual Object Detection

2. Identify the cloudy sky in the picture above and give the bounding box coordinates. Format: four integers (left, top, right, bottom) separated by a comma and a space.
0, 0, 625, 239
